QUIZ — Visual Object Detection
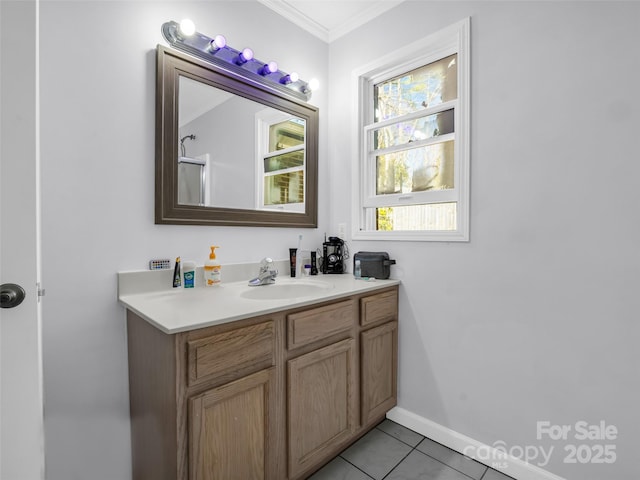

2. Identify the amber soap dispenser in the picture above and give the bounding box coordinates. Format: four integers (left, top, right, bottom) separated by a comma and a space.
204, 245, 221, 286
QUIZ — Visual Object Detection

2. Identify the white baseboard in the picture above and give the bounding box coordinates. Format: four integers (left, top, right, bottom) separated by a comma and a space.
386, 407, 567, 480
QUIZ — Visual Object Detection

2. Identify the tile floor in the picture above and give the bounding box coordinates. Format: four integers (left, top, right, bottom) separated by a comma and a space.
308, 420, 515, 480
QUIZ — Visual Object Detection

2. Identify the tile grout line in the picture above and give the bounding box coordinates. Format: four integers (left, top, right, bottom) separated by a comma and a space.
374, 424, 420, 479
336, 454, 375, 480
374, 423, 424, 448
375, 423, 487, 480
332, 421, 506, 480
480, 467, 517, 480
379, 444, 417, 480
415, 437, 488, 480
336, 425, 415, 480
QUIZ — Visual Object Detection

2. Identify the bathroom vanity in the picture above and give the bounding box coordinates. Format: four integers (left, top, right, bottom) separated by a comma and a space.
119, 271, 399, 480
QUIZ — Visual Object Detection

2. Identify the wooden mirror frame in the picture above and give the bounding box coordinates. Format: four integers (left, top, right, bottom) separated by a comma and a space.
155, 45, 318, 227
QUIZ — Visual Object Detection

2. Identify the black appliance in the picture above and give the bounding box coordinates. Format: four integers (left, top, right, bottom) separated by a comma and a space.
353, 251, 396, 279
322, 237, 344, 274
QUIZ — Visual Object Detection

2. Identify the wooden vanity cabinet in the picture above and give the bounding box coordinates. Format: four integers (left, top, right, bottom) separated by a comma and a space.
361, 321, 398, 425
286, 300, 358, 479
359, 289, 398, 426
183, 318, 283, 480
126, 285, 398, 480
127, 312, 283, 480
189, 368, 276, 480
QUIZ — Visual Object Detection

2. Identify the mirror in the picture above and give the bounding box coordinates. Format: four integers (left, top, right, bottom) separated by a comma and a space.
155, 45, 318, 227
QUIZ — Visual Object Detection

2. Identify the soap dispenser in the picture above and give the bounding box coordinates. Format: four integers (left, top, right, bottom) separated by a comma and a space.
204, 245, 221, 286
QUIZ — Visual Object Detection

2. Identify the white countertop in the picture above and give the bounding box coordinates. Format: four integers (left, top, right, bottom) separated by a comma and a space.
118, 265, 399, 334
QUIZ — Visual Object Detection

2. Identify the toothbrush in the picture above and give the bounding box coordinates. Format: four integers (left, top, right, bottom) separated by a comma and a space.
297, 234, 303, 276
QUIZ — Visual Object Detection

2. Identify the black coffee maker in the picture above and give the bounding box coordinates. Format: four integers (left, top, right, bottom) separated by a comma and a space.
322, 237, 344, 274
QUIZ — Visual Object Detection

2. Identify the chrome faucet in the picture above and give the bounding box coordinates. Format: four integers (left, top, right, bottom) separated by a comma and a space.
248, 258, 278, 286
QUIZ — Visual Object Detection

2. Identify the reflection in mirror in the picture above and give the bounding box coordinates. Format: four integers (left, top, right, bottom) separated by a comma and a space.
156, 45, 318, 227
257, 111, 306, 212
177, 153, 207, 206
177, 76, 307, 212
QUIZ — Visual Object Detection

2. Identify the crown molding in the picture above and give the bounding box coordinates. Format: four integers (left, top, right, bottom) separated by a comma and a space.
258, 0, 405, 43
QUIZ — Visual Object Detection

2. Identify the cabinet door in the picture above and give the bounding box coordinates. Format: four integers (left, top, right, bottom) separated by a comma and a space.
288, 338, 356, 478
361, 321, 398, 425
189, 368, 275, 480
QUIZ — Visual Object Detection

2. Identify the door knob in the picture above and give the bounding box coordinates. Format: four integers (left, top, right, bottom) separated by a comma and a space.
0, 283, 26, 308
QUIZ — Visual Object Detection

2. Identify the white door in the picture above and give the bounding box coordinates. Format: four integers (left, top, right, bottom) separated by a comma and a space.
0, 0, 45, 479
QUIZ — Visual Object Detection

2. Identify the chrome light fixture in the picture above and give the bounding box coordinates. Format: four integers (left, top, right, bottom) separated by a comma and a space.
161, 20, 315, 101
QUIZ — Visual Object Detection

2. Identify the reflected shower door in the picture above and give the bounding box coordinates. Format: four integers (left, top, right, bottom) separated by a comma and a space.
178, 156, 206, 206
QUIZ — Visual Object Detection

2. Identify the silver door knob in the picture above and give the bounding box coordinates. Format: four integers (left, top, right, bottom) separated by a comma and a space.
0, 283, 26, 308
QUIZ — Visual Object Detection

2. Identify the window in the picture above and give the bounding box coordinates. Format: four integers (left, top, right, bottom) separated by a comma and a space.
256, 111, 306, 212
353, 18, 470, 241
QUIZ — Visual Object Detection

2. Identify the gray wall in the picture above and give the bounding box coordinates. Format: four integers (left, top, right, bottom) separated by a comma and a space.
182, 96, 260, 209
329, 2, 639, 479
38, 1, 639, 479
39, 2, 327, 479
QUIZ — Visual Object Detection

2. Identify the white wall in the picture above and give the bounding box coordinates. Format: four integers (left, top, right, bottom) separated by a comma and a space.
39, 2, 327, 479
38, 1, 640, 479
329, 2, 639, 479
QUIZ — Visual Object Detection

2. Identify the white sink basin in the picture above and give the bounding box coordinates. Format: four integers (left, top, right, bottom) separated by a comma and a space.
240, 279, 333, 300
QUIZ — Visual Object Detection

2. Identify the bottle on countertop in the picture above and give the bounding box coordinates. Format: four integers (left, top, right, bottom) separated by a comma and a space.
204, 245, 221, 286
172, 256, 182, 288
182, 260, 196, 288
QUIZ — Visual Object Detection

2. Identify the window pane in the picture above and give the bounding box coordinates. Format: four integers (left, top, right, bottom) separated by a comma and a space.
375, 203, 457, 231
264, 150, 304, 173
264, 170, 304, 205
269, 119, 305, 152
376, 140, 454, 194
374, 109, 454, 150
374, 54, 457, 123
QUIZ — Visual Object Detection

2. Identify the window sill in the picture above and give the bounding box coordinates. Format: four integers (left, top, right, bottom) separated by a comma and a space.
352, 229, 469, 242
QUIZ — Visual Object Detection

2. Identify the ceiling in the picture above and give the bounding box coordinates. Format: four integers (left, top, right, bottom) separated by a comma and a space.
257, 0, 405, 43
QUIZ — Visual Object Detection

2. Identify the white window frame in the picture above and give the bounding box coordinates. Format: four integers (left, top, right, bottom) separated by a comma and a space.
351, 18, 470, 241
255, 109, 306, 213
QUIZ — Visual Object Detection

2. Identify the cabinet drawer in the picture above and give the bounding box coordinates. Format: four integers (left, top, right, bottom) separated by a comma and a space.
187, 321, 275, 387
360, 289, 398, 327
287, 300, 354, 349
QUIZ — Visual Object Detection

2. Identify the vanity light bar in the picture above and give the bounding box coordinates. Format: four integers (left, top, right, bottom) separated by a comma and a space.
161, 20, 313, 101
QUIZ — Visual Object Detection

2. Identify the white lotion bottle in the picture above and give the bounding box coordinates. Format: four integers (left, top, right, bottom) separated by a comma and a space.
204, 245, 221, 286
